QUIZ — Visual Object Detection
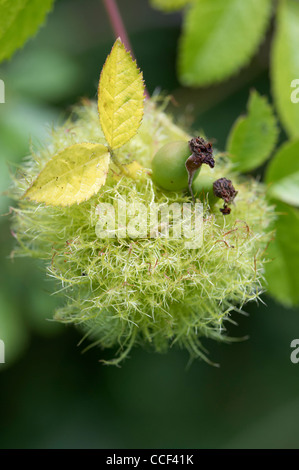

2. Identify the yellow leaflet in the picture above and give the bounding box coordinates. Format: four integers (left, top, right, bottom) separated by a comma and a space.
98, 38, 145, 150
110, 161, 145, 182
24, 143, 110, 206
122, 161, 145, 179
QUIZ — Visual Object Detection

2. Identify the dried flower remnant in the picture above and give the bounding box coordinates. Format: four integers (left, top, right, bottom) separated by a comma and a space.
185, 137, 215, 201
220, 205, 232, 215
213, 177, 238, 203
189, 137, 215, 168
213, 177, 238, 215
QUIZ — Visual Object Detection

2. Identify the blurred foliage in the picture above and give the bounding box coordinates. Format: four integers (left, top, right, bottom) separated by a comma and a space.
0, 0, 299, 449
272, 0, 299, 139
178, 0, 272, 87
227, 90, 278, 173
266, 140, 299, 207
0, 0, 55, 63
265, 202, 299, 307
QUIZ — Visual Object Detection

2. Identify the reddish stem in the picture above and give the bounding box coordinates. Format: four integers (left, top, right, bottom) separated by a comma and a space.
102, 0, 134, 57
102, 0, 150, 99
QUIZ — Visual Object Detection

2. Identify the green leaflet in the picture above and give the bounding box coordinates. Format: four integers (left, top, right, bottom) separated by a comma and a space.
266, 140, 299, 207
227, 90, 278, 172
271, 0, 299, 139
178, 0, 272, 86
150, 0, 191, 12
265, 201, 299, 307
0, 0, 55, 63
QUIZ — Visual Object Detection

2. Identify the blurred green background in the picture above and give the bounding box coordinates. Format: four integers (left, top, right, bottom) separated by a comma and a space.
0, 0, 299, 449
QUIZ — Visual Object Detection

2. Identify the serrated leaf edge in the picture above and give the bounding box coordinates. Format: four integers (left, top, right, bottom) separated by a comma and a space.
22, 142, 111, 207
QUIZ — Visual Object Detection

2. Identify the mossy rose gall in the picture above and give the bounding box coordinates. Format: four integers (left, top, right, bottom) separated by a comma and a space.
10, 40, 275, 365
10, 99, 275, 364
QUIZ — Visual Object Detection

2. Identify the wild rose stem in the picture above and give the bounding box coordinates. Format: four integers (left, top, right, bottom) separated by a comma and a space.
102, 0, 133, 56
102, 0, 150, 99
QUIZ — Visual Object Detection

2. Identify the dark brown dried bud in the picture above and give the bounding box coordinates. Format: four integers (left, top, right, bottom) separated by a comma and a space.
220, 204, 231, 215
186, 136, 215, 202
213, 178, 238, 215
188, 137, 215, 170
213, 178, 238, 204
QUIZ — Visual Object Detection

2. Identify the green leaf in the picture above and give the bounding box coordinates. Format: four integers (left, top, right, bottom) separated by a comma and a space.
150, 0, 191, 12
265, 201, 299, 306
178, 0, 272, 86
271, 0, 299, 139
98, 38, 145, 150
266, 140, 299, 207
267, 174, 299, 207
0, 0, 55, 63
227, 90, 278, 172
24, 143, 110, 206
